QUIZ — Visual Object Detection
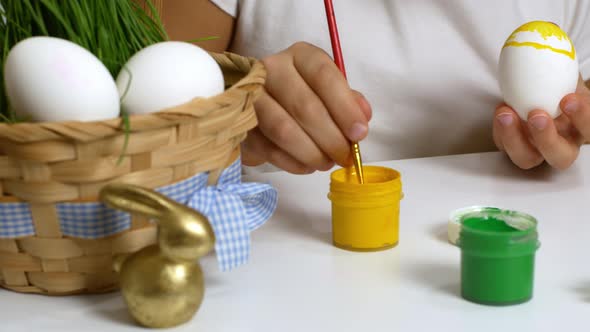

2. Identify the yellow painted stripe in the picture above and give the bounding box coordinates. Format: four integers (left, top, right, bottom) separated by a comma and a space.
502, 41, 575, 60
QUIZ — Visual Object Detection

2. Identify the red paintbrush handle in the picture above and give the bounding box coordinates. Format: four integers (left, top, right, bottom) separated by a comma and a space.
324, 0, 347, 79
324, 0, 364, 184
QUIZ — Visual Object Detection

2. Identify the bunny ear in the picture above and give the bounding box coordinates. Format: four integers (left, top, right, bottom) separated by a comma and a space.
99, 183, 176, 219
101, 183, 216, 261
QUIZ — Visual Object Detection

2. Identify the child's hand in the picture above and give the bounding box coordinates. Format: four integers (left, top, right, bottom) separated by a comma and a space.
241, 42, 372, 174
493, 76, 590, 170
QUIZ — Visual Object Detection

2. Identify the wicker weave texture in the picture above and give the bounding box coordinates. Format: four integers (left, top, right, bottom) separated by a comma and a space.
0, 52, 266, 295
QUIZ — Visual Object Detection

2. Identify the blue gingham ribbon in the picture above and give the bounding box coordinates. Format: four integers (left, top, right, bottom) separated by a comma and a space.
187, 161, 278, 271
0, 159, 278, 271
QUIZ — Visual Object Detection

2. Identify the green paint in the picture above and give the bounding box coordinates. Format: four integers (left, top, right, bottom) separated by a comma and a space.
458, 209, 540, 306
462, 216, 519, 233
461, 254, 535, 305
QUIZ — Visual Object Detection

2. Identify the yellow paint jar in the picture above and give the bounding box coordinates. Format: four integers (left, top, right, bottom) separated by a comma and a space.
328, 166, 402, 251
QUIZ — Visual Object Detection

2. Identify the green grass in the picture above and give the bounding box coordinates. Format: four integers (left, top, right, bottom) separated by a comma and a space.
0, 0, 168, 122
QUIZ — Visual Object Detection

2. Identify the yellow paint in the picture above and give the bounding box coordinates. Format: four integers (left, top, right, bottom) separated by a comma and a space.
328, 166, 402, 251
502, 21, 576, 60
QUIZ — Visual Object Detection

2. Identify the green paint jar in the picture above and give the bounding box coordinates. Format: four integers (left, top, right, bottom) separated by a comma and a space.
457, 207, 540, 305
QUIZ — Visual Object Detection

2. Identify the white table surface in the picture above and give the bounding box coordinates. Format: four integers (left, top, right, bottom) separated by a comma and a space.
3, 146, 590, 332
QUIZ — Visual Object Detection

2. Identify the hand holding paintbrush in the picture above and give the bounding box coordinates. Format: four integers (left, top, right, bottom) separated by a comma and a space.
223, 4, 370, 175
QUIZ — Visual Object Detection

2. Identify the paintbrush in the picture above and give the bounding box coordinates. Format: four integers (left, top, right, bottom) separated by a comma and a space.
323, 0, 365, 184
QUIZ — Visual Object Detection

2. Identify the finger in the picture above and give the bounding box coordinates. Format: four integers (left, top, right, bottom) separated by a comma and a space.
493, 105, 544, 169
493, 103, 507, 151
241, 127, 313, 174
554, 113, 584, 144
254, 91, 335, 171
262, 49, 352, 166
560, 91, 590, 141
290, 42, 369, 142
352, 89, 372, 122
493, 124, 504, 151
527, 110, 579, 170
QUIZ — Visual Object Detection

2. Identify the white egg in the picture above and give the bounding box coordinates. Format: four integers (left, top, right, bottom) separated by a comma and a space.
498, 21, 578, 120
116, 41, 225, 115
4, 36, 120, 122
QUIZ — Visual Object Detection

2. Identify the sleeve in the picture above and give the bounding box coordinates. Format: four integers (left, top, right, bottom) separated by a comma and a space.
567, 2, 590, 80
209, 0, 239, 18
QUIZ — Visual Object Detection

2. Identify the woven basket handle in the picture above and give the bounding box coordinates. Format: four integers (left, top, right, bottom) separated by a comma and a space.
99, 183, 215, 261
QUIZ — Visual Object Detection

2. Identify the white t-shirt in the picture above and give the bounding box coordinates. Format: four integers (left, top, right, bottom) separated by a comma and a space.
211, 0, 590, 163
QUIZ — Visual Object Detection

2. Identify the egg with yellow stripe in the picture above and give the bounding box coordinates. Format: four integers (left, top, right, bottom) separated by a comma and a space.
498, 21, 578, 119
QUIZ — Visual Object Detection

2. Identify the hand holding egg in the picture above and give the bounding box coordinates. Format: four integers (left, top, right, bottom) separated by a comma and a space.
494, 21, 590, 170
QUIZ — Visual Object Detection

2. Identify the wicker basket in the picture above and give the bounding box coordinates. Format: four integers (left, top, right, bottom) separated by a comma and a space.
0, 52, 266, 295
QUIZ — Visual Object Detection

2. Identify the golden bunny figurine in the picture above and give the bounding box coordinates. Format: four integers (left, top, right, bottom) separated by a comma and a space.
99, 183, 215, 328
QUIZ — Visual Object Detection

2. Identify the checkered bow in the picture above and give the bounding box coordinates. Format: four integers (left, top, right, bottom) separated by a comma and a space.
186, 160, 278, 271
